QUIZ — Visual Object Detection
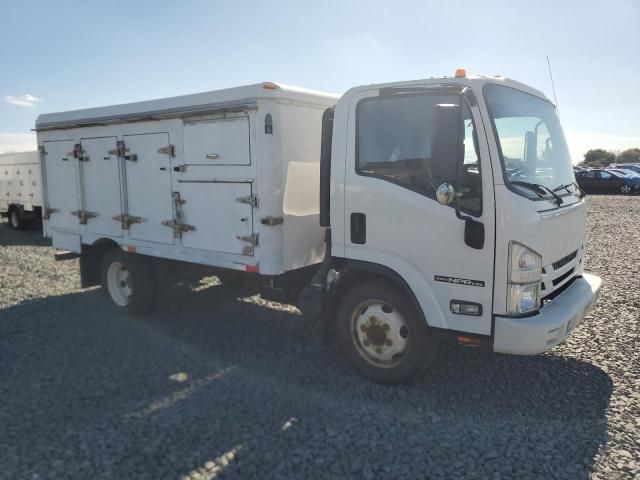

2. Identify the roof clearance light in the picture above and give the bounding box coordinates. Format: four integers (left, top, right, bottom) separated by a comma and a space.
262, 82, 279, 90
455, 68, 466, 78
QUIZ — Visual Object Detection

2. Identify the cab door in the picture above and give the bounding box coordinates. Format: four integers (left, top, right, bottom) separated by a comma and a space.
342, 87, 495, 335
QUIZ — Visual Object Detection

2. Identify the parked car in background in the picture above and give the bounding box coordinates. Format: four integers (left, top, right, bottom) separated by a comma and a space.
576, 168, 640, 195
608, 168, 640, 179
609, 163, 640, 175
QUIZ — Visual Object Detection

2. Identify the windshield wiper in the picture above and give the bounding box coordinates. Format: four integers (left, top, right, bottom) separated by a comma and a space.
553, 182, 586, 199
512, 181, 564, 206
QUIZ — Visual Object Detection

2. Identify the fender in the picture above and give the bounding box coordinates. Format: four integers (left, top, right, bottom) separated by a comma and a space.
333, 258, 429, 327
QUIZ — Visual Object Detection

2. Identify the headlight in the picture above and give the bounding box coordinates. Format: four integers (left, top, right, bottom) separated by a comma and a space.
507, 242, 542, 315
509, 242, 542, 284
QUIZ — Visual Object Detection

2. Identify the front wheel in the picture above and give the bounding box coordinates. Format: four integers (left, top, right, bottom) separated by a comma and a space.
100, 249, 157, 314
620, 184, 632, 195
336, 281, 439, 384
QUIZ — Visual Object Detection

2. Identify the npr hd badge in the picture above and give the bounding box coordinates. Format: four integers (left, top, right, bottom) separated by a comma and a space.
434, 275, 485, 287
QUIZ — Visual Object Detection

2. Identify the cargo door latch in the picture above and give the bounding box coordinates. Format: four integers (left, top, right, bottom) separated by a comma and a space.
162, 192, 194, 238
70, 210, 98, 224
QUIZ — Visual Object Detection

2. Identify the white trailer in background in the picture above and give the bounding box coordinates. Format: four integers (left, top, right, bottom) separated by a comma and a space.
0, 151, 42, 229
36, 75, 601, 384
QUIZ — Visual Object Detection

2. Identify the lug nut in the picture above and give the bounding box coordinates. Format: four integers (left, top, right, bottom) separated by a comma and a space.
382, 324, 390, 332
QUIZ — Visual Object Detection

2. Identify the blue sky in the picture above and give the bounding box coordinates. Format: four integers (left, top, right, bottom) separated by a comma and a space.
1, 0, 638, 162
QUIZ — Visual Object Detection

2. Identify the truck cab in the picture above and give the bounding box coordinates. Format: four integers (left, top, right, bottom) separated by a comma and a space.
319, 71, 601, 382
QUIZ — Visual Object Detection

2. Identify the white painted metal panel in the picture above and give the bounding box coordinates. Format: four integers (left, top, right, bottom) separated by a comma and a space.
0, 165, 9, 205
80, 137, 123, 237
179, 182, 253, 255
123, 133, 174, 244
24, 164, 40, 206
7, 165, 19, 202
43, 140, 80, 231
183, 117, 251, 166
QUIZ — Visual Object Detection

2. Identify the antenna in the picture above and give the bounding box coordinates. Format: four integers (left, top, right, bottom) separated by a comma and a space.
546, 55, 559, 115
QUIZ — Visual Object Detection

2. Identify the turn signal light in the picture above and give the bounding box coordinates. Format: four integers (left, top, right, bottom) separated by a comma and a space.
455, 68, 466, 78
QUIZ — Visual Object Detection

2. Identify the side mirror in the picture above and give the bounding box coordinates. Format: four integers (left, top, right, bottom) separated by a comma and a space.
436, 182, 456, 205
430, 104, 464, 182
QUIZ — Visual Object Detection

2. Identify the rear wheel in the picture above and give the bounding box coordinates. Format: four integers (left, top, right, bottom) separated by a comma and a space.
9, 207, 24, 230
336, 280, 439, 384
100, 249, 157, 314
620, 184, 632, 195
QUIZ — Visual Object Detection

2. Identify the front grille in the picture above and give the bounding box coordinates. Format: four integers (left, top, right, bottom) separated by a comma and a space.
552, 268, 575, 287
553, 250, 577, 270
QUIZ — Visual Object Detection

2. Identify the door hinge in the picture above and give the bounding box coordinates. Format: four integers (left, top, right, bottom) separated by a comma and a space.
70, 210, 98, 224
162, 192, 193, 238
38, 145, 47, 155
70, 143, 89, 162
157, 144, 176, 157
108, 140, 127, 157
108, 140, 138, 161
113, 214, 144, 229
172, 191, 187, 207
237, 233, 258, 256
237, 233, 259, 246
236, 195, 258, 207
260, 215, 283, 226
43, 207, 58, 219
161, 219, 195, 238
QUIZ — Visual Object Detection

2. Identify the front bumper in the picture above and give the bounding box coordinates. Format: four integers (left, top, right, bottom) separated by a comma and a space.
493, 273, 602, 355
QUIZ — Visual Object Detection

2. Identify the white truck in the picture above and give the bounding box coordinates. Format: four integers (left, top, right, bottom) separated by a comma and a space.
0, 151, 42, 229
35, 72, 601, 383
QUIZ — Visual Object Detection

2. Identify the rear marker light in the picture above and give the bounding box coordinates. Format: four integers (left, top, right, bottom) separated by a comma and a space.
245, 264, 259, 273
127, 246, 136, 253
456, 335, 481, 346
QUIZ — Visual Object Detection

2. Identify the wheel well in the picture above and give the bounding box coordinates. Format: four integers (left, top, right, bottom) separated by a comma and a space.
80, 238, 121, 288
323, 259, 428, 341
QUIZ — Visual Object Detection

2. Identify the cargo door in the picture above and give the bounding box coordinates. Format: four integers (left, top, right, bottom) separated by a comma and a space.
7, 165, 19, 202
42, 140, 80, 231
80, 137, 123, 237
183, 116, 251, 166
26, 164, 40, 205
178, 182, 254, 255
0, 165, 8, 207
123, 133, 174, 244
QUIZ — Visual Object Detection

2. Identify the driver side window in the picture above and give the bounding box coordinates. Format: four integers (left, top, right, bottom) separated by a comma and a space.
356, 93, 482, 216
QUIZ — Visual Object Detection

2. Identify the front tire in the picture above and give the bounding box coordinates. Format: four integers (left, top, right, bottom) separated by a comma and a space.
336, 280, 439, 384
100, 249, 157, 314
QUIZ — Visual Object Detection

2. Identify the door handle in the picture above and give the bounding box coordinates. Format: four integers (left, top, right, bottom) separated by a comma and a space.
350, 213, 366, 244
206, 154, 219, 160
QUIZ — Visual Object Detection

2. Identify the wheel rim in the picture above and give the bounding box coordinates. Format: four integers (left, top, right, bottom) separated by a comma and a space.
621, 185, 631, 194
106, 261, 132, 307
10, 210, 19, 228
351, 300, 410, 368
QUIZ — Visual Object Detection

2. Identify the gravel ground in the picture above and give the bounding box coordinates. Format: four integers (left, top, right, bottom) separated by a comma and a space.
0, 195, 638, 480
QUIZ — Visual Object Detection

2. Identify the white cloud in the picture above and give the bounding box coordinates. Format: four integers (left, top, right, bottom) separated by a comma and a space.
3, 94, 43, 107
0, 132, 37, 153
565, 132, 640, 164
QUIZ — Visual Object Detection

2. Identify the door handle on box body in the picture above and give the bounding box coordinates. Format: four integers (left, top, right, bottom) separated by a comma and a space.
206, 154, 219, 160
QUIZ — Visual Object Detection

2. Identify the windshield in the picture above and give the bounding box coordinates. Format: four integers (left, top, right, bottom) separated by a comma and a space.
484, 84, 576, 200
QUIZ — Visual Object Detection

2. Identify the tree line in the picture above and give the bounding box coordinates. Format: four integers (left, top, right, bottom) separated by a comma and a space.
580, 148, 640, 167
